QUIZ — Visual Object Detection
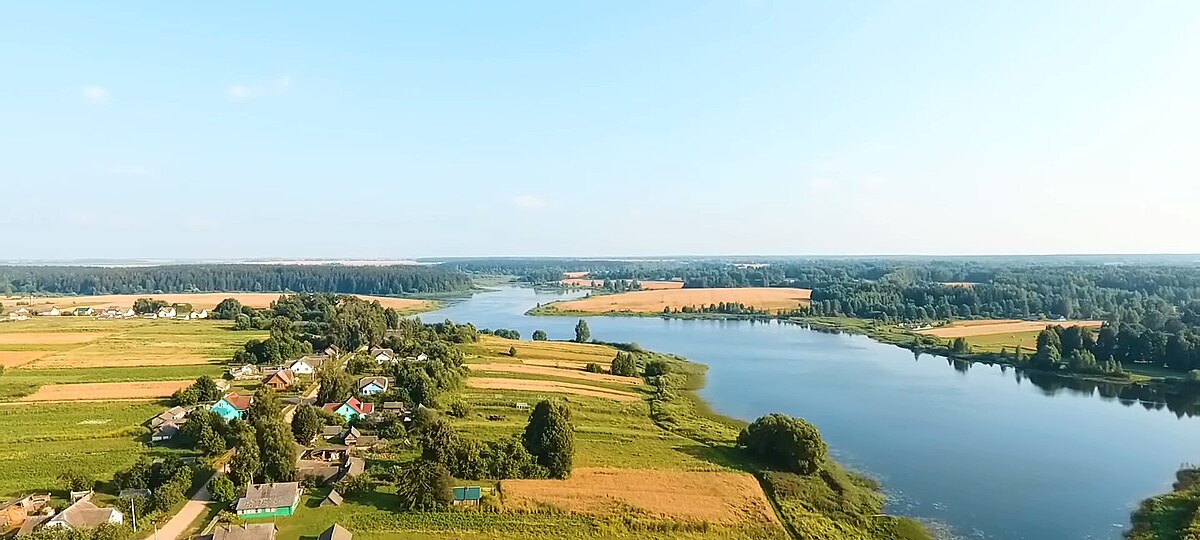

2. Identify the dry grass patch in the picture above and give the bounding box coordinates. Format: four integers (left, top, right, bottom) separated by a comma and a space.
25, 354, 213, 370
546, 287, 811, 315
501, 468, 782, 527
916, 319, 1104, 338
560, 279, 684, 290
0, 332, 109, 345
0, 352, 47, 368
18, 380, 191, 401
467, 378, 640, 402
466, 363, 642, 386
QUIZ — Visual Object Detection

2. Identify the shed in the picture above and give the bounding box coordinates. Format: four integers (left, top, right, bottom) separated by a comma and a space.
318, 524, 351, 540
452, 486, 482, 506
320, 491, 343, 508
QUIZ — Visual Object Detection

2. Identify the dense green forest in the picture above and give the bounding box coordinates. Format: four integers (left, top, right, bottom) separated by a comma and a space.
0, 264, 472, 296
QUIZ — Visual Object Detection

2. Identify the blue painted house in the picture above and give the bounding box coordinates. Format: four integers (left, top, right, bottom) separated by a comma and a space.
322, 397, 374, 422
212, 393, 253, 421
356, 377, 388, 397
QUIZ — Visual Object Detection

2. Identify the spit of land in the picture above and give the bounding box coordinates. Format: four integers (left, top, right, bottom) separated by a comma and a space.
538, 287, 811, 315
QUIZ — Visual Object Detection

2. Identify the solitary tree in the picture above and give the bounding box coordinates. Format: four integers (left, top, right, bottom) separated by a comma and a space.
395, 460, 453, 510
291, 404, 322, 444
736, 413, 828, 475
574, 320, 590, 343
522, 400, 574, 479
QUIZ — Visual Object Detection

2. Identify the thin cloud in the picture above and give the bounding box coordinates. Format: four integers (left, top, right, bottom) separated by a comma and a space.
227, 75, 293, 101
102, 166, 155, 179
82, 85, 110, 104
512, 194, 547, 210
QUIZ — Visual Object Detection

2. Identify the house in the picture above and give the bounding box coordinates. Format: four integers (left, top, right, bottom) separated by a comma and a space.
318, 523, 351, 540
13, 308, 30, 317
370, 348, 395, 363
7, 312, 28, 321
157, 307, 177, 319
235, 483, 301, 518
263, 370, 296, 392
452, 487, 482, 506
515, 402, 530, 411
288, 356, 324, 376
149, 406, 190, 428
228, 364, 259, 380
356, 376, 388, 396
319, 492, 344, 508
43, 492, 123, 530
343, 427, 379, 449
212, 393, 253, 421
341, 427, 362, 446
33, 306, 59, 317
73, 307, 94, 316
342, 457, 365, 480
1, 495, 49, 533
152, 421, 184, 442
200, 523, 278, 540
189, 309, 209, 320
322, 397, 374, 422
324, 346, 339, 357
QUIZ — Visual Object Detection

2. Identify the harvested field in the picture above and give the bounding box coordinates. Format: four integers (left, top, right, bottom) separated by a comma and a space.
0, 351, 47, 368
562, 271, 591, 279
542, 287, 812, 315
916, 319, 1104, 338
0, 332, 108, 345
501, 468, 783, 527
18, 380, 192, 402
0, 292, 431, 312
467, 378, 640, 402
475, 335, 618, 366
560, 278, 684, 290
466, 363, 642, 386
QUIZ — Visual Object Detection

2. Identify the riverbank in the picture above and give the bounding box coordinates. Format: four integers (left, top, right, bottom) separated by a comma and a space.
1127, 467, 1200, 540
638, 344, 933, 539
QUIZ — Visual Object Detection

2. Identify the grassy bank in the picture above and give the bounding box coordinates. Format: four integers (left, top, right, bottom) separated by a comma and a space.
1127, 468, 1200, 540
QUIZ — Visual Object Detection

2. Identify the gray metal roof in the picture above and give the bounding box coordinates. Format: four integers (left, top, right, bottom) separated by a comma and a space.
235, 483, 300, 511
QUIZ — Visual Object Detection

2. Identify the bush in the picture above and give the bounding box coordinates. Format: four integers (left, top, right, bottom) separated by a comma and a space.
210, 476, 238, 504
532, 330, 548, 341
737, 413, 828, 475
584, 363, 603, 373
59, 469, 93, 492
610, 352, 639, 377
644, 359, 671, 377
449, 401, 470, 418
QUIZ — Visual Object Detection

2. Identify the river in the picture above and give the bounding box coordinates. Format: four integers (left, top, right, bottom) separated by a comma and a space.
423, 286, 1200, 540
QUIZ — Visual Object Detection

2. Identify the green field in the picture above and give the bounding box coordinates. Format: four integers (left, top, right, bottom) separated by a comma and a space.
0, 401, 174, 495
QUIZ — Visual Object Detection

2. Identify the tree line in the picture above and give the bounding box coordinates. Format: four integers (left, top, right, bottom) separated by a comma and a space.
0, 264, 472, 296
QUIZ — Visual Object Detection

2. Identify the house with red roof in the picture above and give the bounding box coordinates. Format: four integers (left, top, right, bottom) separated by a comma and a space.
322, 397, 374, 422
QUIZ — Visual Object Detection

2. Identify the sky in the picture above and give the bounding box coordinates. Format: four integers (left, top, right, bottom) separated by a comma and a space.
3, 2, 1199, 260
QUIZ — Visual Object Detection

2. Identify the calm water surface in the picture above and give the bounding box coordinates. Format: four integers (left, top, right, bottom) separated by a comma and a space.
425, 287, 1200, 540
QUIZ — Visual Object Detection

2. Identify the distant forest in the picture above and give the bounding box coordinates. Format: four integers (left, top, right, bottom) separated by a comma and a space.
447, 257, 1200, 373
0, 265, 473, 296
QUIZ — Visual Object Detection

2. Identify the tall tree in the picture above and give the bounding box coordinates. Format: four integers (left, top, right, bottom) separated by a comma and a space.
574, 320, 590, 343
736, 413, 828, 475
522, 400, 574, 479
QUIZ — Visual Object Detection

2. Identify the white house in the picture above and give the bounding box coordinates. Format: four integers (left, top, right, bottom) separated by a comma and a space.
189, 310, 209, 319
157, 307, 177, 319
34, 306, 60, 317
289, 356, 324, 376
370, 348, 395, 364
227, 364, 259, 380
43, 493, 123, 531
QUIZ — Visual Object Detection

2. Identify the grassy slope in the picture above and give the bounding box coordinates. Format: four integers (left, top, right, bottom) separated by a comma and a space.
1128, 469, 1200, 540
267, 336, 929, 540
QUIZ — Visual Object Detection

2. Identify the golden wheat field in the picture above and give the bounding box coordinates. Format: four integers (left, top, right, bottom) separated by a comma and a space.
916, 319, 1104, 338
501, 468, 783, 526
543, 287, 811, 315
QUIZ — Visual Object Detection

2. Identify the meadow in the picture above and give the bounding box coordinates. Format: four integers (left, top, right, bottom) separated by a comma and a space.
533, 288, 812, 316
0, 401, 168, 495
915, 319, 1104, 339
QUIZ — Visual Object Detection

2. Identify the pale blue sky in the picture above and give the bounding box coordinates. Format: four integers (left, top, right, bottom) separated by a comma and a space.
3, 2, 1198, 259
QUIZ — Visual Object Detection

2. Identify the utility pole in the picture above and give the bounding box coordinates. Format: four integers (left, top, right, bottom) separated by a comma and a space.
130, 497, 137, 531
